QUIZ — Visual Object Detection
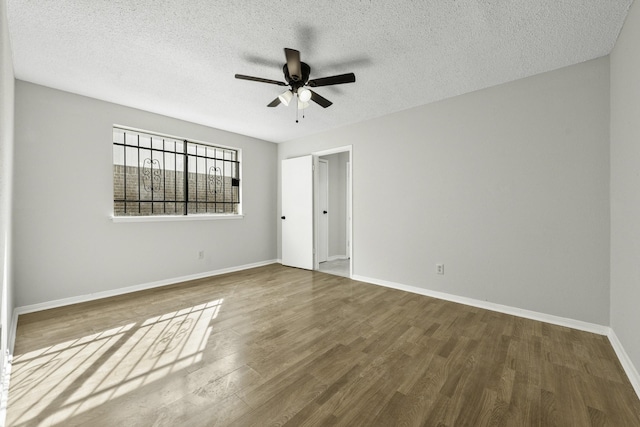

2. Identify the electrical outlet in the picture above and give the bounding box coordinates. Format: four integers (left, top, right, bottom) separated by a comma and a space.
198, 250, 205, 260
436, 264, 444, 275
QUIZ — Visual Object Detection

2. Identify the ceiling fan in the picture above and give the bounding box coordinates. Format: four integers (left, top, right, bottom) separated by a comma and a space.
235, 48, 356, 110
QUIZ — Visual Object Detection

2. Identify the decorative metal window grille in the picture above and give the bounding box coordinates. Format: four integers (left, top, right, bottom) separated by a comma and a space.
113, 127, 240, 216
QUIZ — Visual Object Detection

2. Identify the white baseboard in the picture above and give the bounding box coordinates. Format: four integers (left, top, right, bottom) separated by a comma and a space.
327, 255, 348, 262
351, 274, 609, 335
607, 329, 640, 399
15, 259, 278, 316
8, 311, 16, 360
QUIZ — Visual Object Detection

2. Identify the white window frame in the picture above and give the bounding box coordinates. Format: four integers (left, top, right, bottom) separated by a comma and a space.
111, 125, 243, 222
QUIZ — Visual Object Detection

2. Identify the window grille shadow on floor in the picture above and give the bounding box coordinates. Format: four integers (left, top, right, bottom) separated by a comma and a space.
7, 299, 223, 426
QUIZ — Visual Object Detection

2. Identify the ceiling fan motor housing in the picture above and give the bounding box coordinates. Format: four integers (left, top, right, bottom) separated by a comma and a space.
284, 62, 311, 89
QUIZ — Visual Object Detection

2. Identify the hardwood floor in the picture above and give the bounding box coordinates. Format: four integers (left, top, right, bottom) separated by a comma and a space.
7, 264, 640, 426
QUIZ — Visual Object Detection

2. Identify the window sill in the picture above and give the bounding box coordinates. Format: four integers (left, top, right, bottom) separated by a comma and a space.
111, 214, 244, 223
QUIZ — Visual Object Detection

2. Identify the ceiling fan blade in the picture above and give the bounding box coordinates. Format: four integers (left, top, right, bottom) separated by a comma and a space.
284, 48, 302, 81
267, 97, 281, 107
310, 90, 332, 108
235, 74, 287, 86
308, 73, 356, 87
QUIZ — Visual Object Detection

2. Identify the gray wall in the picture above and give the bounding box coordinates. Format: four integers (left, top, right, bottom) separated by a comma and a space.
1, 0, 15, 360
611, 0, 640, 378
13, 81, 277, 307
279, 57, 611, 325
321, 152, 348, 258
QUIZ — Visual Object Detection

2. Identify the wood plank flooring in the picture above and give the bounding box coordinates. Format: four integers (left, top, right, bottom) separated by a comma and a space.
6, 264, 640, 426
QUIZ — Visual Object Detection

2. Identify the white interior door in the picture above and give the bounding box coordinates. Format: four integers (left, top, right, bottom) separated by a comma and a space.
318, 159, 329, 263
281, 155, 314, 270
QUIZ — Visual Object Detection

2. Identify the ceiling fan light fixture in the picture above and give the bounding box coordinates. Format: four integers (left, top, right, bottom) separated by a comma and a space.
278, 90, 293, 106
298, 99, 310, 110
298, 88, 312, 103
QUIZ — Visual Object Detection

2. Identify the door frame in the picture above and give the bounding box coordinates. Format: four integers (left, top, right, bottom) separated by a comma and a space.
312, 145, 353, 277
346, 161, 352, 263
318, 159, 329, 263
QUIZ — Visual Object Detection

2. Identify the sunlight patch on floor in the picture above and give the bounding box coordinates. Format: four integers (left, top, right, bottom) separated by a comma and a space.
8, 298, 223, 425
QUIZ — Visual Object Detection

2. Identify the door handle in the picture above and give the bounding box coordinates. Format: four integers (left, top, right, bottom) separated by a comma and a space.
281, 216, 286, 220
323, 210, 328, 214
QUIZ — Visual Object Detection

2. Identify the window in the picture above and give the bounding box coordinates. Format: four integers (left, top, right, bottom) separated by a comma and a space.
113, 127, 240, 217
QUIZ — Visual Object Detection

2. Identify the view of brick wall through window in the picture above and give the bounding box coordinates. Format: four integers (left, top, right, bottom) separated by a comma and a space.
113, 127, 240, 216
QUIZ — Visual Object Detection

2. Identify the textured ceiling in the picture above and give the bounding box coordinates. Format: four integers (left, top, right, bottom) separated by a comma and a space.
6, 0, 633, 143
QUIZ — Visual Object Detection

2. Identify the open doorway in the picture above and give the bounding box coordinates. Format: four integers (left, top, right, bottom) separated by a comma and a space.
313, 147, 352, 277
